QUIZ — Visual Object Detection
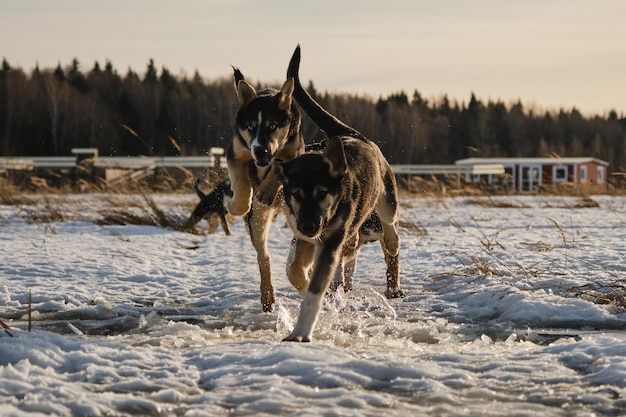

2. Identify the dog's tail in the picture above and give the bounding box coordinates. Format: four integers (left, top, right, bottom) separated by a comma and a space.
287, 45, 366, 141
193, 179, 206, 199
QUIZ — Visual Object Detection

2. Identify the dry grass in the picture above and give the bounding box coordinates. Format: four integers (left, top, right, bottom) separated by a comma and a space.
397, 219, 428, 236
568, 281, 626, 310
2, 180, 206, 234
0, 318, 13, 337
434, 250, 626, 311
432, 217, 626, 313
464, 197, 530, 209
546, 217, 568, 245
540, 196, 601, 209
19, 197, 71, 223
3, 178, 625, 312
574, 197, 601, 208
518, 241, 556, 252
0, 179, 35, 205
97, 193, 194, 233
95, 193, 218, 235
455, 254, 506, 277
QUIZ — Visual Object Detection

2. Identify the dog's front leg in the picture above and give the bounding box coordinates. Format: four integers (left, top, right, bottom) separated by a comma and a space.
255, 146, 300, 206
226, 157, 253, 216
283, 291, 324, 343
380, 221, 404, 299
248, 202, 276, 312
329, 260, 345, 293
336, 234, 360, 292
284, 237, 342, 342
253, 166, 281, 206
341, 257, 356, 292
286, 237, 314, 295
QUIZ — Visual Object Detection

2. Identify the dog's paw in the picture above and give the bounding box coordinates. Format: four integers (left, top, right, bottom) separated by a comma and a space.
262, 301, 275, 313
282, 333, 311, 343
384, 288, 406, 299
253, 186, 278, 206
261, 293, 275, 313
226, 198, 251, 216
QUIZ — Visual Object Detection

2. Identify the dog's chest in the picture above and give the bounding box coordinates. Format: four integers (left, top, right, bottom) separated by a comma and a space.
248, 162, 272, 187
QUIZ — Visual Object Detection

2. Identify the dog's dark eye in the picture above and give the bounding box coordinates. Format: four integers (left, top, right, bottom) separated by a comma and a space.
291, 190, 303, 202
316, 189, 328, 199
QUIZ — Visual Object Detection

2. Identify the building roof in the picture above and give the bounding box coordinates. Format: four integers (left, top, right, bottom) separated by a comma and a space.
455, 157, 609, 166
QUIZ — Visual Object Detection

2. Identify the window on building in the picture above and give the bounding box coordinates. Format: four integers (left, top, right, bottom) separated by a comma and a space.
580, 166, 588, 183
597, 166, 605, 184
553, 166, 567, 182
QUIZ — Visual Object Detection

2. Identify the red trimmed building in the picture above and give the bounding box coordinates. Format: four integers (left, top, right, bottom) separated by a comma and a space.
455, 157, 609, 193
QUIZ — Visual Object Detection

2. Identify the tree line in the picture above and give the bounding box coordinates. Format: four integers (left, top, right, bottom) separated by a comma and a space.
1, 58, 625, 172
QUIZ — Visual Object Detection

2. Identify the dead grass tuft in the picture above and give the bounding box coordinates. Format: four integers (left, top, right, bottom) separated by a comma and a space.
546, 217, 568, 245
20, 197, 70, 223
541, 196, 601, 209
568, 281, 626, 311
0, 318, 13, 337
519, 241, 556, 252
0, 179, 35, 205
464, 197, 530, 209
573, 197, 600, 208
430, 212, 626, 312
398, 219, 428, 236
460, 255, 505, 277
434, 247, 626, 313
97, 193, 201, 234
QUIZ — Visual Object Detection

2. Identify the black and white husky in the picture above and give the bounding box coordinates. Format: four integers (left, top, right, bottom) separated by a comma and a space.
225, 67, 305, 312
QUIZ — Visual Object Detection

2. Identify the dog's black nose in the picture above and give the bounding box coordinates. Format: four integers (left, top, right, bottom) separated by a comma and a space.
253, 146, 269, 162
300, 221, 318, 237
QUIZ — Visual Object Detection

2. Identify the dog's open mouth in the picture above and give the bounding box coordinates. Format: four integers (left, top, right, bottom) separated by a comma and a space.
252, 146, 271, 167
254, 159, 270, 167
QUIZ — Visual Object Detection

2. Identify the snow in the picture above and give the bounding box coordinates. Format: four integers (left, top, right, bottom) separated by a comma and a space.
1, 193, 626, 416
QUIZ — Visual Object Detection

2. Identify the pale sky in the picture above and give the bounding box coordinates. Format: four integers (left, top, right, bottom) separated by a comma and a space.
1, 0, 624, 116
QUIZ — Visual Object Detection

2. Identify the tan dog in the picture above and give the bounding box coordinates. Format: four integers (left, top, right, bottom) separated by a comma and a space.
226, 68, 304, 312
275, 45, 404, 342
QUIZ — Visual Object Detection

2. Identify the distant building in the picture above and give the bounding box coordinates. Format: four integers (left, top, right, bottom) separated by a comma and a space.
0, 148, 227, 189
455, 157, 609, 193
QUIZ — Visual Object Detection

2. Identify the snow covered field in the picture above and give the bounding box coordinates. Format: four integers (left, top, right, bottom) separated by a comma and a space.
1, 193, 626, 416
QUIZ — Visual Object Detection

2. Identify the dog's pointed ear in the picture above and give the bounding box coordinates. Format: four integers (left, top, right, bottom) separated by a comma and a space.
323, 136, 347, 178
274, 159, 290, 185
232, 66, 245, 90
276, 78, 295, 111
237, 80, 257, 107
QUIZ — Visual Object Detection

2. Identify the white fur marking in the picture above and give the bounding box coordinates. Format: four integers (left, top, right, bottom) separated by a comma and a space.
332, 260, 344, 286
288, 291, 324, 341
251, 111, 263, 162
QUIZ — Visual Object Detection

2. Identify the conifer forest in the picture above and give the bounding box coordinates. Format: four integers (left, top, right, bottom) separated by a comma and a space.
1, 58, 625, 172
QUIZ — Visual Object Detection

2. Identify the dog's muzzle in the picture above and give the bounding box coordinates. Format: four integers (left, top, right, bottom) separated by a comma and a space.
252, 146, 271, 167
298, 219, 320, 238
